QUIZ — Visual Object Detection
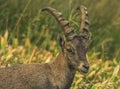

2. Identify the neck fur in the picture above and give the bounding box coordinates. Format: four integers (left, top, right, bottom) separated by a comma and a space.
49, 52, 76, 89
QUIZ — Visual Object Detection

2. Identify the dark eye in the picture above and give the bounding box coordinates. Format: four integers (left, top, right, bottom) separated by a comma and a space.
67, 48, 72, 52
66, 47, 74, 54
81, 35, 89, 40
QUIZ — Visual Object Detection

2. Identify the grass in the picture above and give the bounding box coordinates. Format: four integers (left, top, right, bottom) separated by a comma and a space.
0, 0, 120, 89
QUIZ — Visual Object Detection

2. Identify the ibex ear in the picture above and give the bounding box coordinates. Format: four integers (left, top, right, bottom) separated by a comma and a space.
57, 35, 65, 49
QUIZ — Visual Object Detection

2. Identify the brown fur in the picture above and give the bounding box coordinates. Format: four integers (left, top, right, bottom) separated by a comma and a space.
0, 52, 75, 89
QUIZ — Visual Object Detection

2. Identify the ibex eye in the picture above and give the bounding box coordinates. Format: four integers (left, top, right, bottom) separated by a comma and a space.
82, 36, 89, 40
66, 47, 74, 54
81, 34, 89, 40
67, 48, 72, 52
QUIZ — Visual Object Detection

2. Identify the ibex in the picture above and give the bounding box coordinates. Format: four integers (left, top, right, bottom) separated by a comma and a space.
0, 5, 90, 89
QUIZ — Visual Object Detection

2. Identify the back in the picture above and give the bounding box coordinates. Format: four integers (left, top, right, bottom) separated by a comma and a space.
0, 63, 54, 89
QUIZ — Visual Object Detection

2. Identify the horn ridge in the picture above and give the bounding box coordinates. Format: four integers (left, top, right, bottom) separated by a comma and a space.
77, 5, 90, 37
42, 7, 74, 36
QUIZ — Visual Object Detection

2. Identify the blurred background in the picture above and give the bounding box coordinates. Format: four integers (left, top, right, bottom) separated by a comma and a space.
0, 0, 120, 89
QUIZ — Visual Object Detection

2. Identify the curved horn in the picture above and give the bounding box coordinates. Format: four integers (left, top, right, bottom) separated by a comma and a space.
77, 5, 90, 39
42, 7, 76, 40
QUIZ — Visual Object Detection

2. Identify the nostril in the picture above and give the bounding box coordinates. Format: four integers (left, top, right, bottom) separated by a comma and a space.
83, 65, 89, 70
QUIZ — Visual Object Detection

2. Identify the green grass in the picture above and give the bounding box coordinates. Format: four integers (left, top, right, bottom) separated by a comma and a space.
0, 0, 120, 89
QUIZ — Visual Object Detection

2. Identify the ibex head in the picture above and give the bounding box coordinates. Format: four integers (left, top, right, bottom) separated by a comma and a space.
42, 5, 90, 74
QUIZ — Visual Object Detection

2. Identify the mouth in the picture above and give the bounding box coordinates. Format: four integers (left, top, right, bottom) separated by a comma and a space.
77, 68, 89, 74
79, 69, 88, 74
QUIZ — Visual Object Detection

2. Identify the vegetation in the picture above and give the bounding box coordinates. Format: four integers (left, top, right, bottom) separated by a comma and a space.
0, 0, 120, 89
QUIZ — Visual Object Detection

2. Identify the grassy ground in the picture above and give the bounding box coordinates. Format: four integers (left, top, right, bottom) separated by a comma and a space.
0, 0, 120, 89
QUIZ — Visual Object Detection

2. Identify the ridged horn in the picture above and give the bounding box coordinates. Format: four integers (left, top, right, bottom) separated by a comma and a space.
77, 5, 90, 39
42, 7, 76, 40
